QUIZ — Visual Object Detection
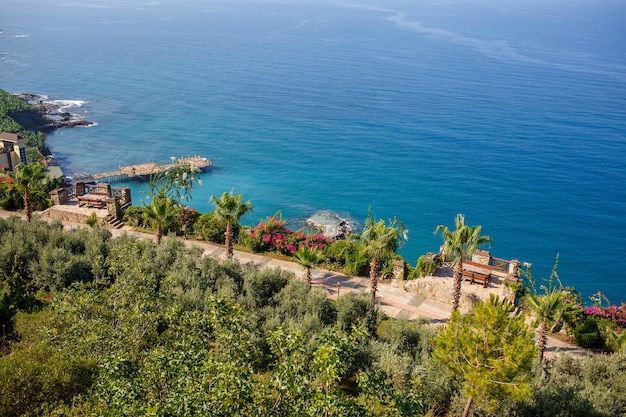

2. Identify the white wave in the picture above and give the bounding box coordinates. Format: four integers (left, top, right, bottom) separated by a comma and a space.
49, 99, 88, 111
14, 34, 31, 38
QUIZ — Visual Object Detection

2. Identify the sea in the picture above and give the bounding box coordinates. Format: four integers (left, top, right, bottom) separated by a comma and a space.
1, 0, 625, 304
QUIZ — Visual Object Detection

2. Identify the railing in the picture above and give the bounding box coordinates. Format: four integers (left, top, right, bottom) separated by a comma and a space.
84, 183, 100, 194
462, 255, 513, 274
490, 257, 510, 273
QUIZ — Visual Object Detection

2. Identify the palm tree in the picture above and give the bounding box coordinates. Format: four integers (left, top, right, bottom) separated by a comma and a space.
360, 208, 407, 300
210, 190, 253, 258
435, 214, 492, 312
522, 258, 572, 361
143, 197, 178, 244
293, 246, 324, 289
10, 163, 47, 222
524, 291, 567, 361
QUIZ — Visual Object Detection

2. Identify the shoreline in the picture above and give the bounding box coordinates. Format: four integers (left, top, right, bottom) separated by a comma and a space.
13, 92, 96, 178
14, 93, 96, 130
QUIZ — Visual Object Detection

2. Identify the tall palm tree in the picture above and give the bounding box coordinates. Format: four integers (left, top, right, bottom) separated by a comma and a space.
523, 258, 572, 361
10, 163, 47, 222
210, 190, 253, 258
435, 214, 492, 312
524, 290, 567, 361
293, 246, 324, 289
143, 197, 178, 244
360, 208, 407, 300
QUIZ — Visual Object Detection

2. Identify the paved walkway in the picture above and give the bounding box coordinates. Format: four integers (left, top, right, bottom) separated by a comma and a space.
0, 208, 589, 357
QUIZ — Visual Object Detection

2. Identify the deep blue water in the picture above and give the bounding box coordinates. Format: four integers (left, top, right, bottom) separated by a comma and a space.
2, 0, 625, 303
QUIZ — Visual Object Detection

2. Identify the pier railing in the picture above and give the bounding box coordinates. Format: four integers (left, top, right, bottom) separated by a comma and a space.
91, 156, 212, 183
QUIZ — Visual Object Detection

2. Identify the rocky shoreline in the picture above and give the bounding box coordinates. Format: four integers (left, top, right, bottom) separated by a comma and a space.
14, 93, 95, 130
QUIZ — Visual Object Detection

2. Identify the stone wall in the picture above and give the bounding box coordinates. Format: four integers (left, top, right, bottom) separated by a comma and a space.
472, 249, 491, 265
392, 260, 406, 280
49, 188, 68, 205
40, 206, 105, 224
405, 272, 516, 314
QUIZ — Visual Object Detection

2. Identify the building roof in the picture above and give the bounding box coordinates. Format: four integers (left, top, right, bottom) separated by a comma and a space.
0, 132, 23, 143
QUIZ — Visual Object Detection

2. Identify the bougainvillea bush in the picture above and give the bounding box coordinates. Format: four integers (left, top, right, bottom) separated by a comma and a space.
178, 207, 199, 237
583, 303, 626, 329
574, 295, 626, 351
240, 215, 333, 256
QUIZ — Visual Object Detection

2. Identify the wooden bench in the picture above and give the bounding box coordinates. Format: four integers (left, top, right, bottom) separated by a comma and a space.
462, 261, 493, 288
77, 194, 107, 209
462, 270, 490, 287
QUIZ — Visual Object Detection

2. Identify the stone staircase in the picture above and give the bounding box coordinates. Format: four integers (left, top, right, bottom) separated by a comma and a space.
104, 215, 124, 229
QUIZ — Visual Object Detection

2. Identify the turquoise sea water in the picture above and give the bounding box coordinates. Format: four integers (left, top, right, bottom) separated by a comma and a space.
2, 0, 625, 303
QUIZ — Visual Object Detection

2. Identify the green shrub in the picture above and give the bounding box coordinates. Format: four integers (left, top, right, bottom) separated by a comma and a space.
414, 253, 442, 278
122, 205, 145, 227
574, 315, 606, 349
325, 239, 369, 276
377, 318, 432, 356
242, 267, 291, 309
336, 292, 380, 334
195, 212, 233, 244
85, 212, 98, 227
0, 342, 97, 416
0, 288, 16, 344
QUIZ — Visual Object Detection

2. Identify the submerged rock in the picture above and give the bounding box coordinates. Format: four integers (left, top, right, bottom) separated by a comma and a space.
306, 211, 353, 239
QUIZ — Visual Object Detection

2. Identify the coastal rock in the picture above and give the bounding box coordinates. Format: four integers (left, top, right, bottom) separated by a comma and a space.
14, 93, 95, 131
306, 211, 353, 239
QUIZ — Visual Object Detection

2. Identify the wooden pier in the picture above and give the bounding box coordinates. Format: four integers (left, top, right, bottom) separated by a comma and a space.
83, 156, 212, 183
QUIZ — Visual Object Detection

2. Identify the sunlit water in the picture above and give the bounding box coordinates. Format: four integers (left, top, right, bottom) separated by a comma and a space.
1, 0, 625, 302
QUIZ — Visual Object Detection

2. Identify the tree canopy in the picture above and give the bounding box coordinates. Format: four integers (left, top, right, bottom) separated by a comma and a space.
434, 295, 537, 416
1, 217, 625, 417
0, 89, 47, 148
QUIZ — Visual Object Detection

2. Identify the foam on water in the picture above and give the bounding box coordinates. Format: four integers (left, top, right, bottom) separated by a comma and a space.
49, 100, 88, 111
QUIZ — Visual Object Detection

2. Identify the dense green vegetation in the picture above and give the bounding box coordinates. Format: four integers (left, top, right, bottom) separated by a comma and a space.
0, 162, 57, 214
1, 216, 625, 417
0, 89, 48, 149
1, 86, 625, 415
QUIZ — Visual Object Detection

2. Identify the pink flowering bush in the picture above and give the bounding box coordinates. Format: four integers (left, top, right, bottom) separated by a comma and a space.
583, 303, 626, 329
574, 293, 626, 351
242, 215, 333, 255
177, 207, 199, 236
